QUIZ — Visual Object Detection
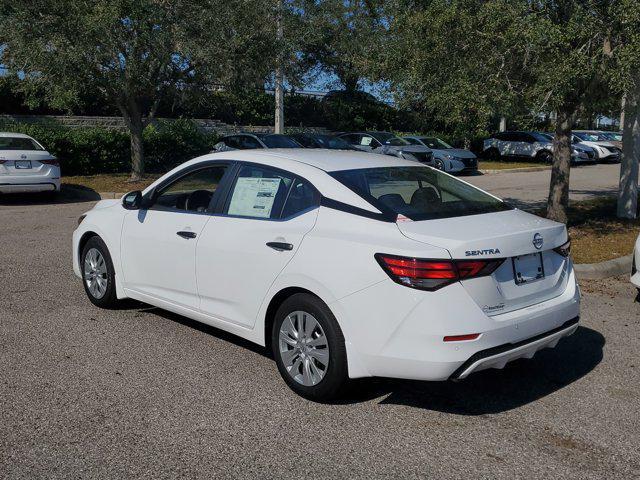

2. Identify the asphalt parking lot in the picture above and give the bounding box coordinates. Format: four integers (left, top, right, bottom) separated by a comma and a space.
467, 163, 621, 209
1, 191, 639, 479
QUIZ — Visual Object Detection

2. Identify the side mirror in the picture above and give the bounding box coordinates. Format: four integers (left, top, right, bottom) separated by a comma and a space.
122, 190, 143, 210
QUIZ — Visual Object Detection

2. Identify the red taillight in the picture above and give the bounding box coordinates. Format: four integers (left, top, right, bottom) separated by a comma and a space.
457, 259, 505, 279
375, 253, 504, 291
553, 239, 571, 257
40, 159, 59, 166
0, 160, 6, 164
443, 333, 480, 342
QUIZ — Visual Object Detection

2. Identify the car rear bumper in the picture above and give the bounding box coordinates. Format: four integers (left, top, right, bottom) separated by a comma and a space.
0, 180, 60, 193
598, 153, 621, 163
335, 264, 580, 381
449, 317, 579, 380
0, 169, 61, 193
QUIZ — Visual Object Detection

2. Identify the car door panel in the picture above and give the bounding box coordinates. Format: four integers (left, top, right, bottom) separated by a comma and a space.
120, 163, 230, 309
196, 211, 318, 327
195, 166, 320, 328
121, 210, 211, 308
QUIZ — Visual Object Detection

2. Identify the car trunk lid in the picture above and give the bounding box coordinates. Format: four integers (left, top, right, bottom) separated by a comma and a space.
0, 150, 57, 176
396, 209, 570, 315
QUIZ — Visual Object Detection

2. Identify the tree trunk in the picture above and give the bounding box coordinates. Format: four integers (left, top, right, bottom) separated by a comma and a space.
617, 77, 640, 219
129, 113, 145, 182
499, 116, 507, 132
118, 99, 146, 182
547, 110, 573, 223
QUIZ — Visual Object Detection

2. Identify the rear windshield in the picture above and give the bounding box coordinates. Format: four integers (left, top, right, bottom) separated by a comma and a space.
0, 137, 43, 151
331, 166, 512, 221
260, 135, 300, 148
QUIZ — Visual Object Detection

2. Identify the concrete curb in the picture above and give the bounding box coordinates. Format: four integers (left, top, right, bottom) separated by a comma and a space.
97, 192, 126, 199
479, 166, 551, 174
574, 254, 633, 280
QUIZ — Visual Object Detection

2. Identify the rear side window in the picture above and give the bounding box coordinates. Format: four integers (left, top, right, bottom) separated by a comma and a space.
281, 179, 318, 218
331, 166, 512, 221
239, 136, 262, 149
226, 165, 294, 219
224, 136, 242, 149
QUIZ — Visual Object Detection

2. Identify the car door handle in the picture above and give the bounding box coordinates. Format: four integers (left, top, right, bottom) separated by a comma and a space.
266, 242, 293, 251
177, 231, 197, 239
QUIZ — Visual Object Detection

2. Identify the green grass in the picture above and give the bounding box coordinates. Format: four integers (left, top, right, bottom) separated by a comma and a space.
533, 196, 639, 264
479, 160, 546, 170
63, 173, 161, 193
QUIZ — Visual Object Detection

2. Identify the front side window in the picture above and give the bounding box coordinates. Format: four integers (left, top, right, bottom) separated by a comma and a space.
0, 137, 44, 151
153, 165, 227, 213
331, 166, 512, 221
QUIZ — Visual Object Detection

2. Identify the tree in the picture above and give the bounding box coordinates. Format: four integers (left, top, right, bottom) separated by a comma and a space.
380, 0, 617, 223
609, 0, 640, 219
296, 0, 384, 93
378, 0, 531, 143
0, 0, 274, 180
524, 1, 615, 223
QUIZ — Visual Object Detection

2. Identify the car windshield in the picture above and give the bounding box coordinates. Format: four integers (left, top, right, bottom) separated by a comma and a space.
0, 136, 44, 151
574, 132, 599, 142
331, 166, 512, 221
313, 135, 353, 149
260, 135, 300, 148
372, 132, 409, 146
419, 137, 452, 149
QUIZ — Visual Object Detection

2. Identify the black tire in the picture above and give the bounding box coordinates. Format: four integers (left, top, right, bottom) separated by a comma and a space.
536, 150, 553, 164
434, 158, 445, 171
80, 236, 119, 308
485, 147, 500, 161
271, 293, 348, 401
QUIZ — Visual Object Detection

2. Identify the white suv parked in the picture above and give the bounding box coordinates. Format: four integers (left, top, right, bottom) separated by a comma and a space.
73, 149, 580, 400
483, 131, 594, 164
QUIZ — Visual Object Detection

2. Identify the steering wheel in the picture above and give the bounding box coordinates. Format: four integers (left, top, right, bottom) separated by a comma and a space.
185, 190, 213, 212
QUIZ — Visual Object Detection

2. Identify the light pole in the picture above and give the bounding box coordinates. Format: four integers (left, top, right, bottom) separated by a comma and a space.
274, 0, 284, 134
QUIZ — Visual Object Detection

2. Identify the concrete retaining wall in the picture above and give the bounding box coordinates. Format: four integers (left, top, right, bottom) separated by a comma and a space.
0, 114, 330, 135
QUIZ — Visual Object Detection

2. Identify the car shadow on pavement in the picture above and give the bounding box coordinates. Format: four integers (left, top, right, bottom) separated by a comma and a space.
140, 306, 272, 358
131, 303, 604, 414
0, 184, 100, 205
341, 326, 604, 414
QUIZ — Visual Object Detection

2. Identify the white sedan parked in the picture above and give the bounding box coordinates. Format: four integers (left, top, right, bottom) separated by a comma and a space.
0, 132, 60, 194
73, 149, 580, 400
631, 234, 640, 291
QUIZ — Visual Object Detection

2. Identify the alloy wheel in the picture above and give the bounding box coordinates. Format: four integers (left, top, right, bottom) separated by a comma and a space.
278, 310, 329, 386
84, 248, 108, 299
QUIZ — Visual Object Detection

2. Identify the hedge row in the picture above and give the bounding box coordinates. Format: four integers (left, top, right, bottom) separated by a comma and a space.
0, 119, 220, 176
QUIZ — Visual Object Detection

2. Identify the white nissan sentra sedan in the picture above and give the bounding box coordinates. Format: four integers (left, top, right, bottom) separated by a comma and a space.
72, 149, 580, 400
0, 132, 61, 195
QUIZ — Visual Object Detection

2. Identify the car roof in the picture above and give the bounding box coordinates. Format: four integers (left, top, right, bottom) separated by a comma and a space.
204, 148, 412, 172
146, 149, 419, 213
0, 132, 34, 139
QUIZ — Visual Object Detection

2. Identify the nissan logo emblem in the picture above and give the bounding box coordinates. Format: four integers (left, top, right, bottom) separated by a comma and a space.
533, 233, 543, 250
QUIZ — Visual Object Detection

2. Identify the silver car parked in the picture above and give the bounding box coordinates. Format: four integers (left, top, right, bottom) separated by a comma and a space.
403, 136, 477, 174
337, 131, 434, 167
